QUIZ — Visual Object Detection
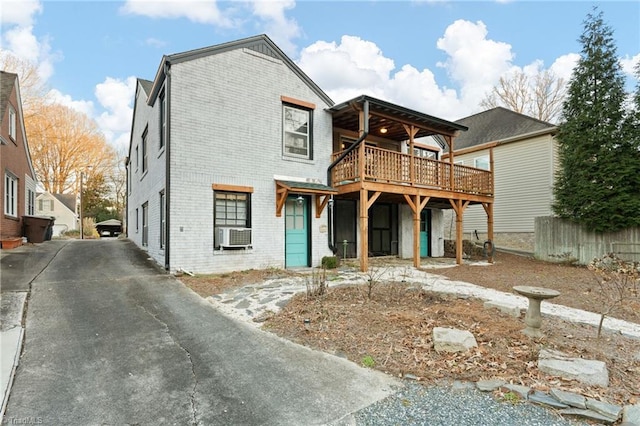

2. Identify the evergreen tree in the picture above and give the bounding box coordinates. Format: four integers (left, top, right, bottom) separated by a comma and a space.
553, 8, 640, 232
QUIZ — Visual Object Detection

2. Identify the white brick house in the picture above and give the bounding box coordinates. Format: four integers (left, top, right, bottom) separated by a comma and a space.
127, 35, 493, 274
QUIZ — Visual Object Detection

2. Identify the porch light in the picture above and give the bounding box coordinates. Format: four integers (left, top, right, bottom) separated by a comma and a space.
296, 195, 304, 206
380, 127, 388, 134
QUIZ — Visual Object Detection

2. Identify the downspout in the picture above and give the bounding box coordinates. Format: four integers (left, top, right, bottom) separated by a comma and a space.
326, 100, 369, 253
164, 61, 171, 271
125, 157, 129, 237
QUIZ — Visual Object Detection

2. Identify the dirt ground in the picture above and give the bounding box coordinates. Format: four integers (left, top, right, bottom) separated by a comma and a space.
181, 252, 640, 407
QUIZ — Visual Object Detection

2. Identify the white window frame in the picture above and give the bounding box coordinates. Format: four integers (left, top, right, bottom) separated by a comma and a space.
141, 127, 148, 174
27, 189, 35, 215
9, 107, 16, 140
474, 155, 490, 170
282, 104, 312, 160
142, 202, 148, 247
159, 90, 166, 150
4, 173, 18, 217
213, 191, 251, 250
159, 190, 166, 249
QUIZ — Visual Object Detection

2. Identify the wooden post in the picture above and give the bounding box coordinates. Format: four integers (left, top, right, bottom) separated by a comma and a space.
413, 195, 421, 268
360, 188, 369, 272
404, 194, 430, 269
449, 199, 469, 265
483, 202, 494, 263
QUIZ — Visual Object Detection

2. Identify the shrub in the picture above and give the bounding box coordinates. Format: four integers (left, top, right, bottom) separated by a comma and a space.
321, 256, 339, 269
588, 253, 640, 337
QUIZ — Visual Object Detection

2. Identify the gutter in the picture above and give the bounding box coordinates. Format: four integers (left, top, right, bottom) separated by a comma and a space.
326, 99, 369, 253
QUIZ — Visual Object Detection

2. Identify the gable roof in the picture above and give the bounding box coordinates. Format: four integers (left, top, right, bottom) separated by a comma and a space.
53, 193, 77, 212
37, 192, 77, 214
0, 71, 37, 178
450, 107, 556, 151
0, 71, 18, 122
329, 95, 468, 142
146, 34, 333, 107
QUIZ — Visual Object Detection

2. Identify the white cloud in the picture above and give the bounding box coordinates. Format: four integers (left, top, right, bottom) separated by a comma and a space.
120, 0, 234, 27
549, 53, 580, 82
94, 77, 137, 150
297, 24, 516, 120
48, 89, 95, 117
249, 0, 300, 55
0, 0, 42, 26
144, 37, 167, 48
621, 53, 640, 77
436, 19, 513, 106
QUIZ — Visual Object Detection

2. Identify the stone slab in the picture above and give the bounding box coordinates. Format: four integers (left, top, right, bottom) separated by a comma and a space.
433, 327, 477, 353
476, 379, 505, 392
483, 300, 522, 317
502, 384, 530, 400
623, 404, 640, 425
559, 408, 617, 424
550, 388, 587, 409
538, 349, 609, 387
586, 398, 623, 421
528, 391, 569, 409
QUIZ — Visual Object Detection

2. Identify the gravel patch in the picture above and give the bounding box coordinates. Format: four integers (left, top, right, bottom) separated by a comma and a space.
352, 382, 587, 426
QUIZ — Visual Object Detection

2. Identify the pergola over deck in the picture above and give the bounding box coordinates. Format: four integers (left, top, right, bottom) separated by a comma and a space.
327, 95, 495, 271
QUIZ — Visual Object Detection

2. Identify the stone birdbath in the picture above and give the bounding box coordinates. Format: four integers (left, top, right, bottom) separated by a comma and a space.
513, 286, 560, 338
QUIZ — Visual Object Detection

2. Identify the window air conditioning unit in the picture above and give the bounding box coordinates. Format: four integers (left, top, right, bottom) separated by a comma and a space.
218, 227, 252, 248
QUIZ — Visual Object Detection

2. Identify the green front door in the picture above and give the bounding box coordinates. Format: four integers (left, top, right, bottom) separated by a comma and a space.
285, 196, 309, 267
420, 209, 431, 257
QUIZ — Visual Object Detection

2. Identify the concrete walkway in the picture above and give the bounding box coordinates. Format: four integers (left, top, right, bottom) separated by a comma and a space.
1, 240, 69, 418
205, 262, 640, 339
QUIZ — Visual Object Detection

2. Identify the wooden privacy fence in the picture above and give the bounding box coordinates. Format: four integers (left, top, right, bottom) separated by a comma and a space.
535, 216, 640, 264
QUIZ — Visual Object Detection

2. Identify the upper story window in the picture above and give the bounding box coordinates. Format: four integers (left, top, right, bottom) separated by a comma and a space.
283, 103, 313, 160
4, 173, 17, 217
135, 146, 139, 172
474, 155, 490, 170
9, 107, 16, 140
159, 89, 166, 150
142, 127, 148, 174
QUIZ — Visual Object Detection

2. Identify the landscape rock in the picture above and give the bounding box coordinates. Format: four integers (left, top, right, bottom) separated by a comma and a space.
586, 398, 623, 421
559, 408, 618, 424
528, 391, 569, 409
476, 379, 505, 392
550, 388, 586, 409
538, 349, 609, 387
483, 300, 522, 317
432, 327, 477, 353
451, 381, 475, 391
502, 384, 530, 400
623, 404, 640, 425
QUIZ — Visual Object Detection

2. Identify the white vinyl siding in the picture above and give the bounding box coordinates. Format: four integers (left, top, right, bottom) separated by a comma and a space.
458, 135, 557, 233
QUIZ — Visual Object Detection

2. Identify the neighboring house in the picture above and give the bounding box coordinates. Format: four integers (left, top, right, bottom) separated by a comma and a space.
1, 71, 37, 249
442, 107, 557, 252
36, 192, 78, 236
127, 35, 493, 274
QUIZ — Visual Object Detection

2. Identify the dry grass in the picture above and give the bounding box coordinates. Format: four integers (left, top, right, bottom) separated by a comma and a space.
181, 252, 640, 407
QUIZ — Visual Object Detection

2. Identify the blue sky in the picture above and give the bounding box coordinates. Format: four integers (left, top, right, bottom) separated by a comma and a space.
1, 0, 639, 151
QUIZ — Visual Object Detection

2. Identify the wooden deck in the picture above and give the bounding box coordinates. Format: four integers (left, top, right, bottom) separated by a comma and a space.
331, 145, 493, 198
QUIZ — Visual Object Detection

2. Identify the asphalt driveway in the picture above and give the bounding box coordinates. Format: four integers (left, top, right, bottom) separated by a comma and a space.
3, 239, 399, 425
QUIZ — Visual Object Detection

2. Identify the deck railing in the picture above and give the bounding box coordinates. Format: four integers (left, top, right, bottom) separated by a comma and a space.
331, 145, 493, 196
